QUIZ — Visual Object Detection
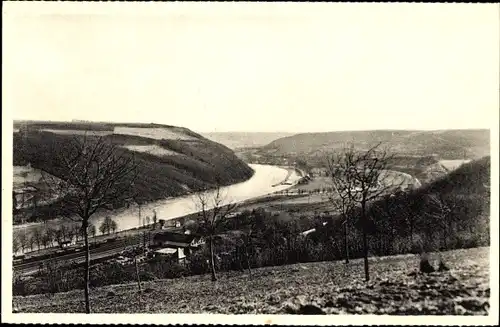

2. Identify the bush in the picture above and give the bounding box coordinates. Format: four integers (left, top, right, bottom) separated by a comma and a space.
13, 274, 30, 296
91, 262, 133, 288
148, 256, 188, 279
188, 251, 210, 275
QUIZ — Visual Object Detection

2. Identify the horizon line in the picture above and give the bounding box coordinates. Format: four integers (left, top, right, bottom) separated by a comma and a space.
12, 118, 491, 134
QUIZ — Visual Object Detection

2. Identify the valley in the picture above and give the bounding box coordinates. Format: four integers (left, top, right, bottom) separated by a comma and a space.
4, 4, 496, 321
10, 123, 492, 316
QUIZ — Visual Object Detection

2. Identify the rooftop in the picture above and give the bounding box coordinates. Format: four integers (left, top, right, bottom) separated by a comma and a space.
152, 231, 203, 246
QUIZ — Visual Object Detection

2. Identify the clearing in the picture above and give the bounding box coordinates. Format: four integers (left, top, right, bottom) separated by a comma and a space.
13, 247, 490, 315
40, 129, 113, 136
439, 159, 472, 171
121, 145, 181, 157
113, 126, 196, 141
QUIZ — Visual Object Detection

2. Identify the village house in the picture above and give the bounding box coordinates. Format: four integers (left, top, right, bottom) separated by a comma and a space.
151, 231, 205, 264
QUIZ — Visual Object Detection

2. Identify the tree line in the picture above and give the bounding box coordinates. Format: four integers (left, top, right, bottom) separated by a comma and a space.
13, 216, 120, 254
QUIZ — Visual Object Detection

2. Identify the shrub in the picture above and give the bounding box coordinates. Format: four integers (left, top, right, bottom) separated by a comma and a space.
188, 251, 210, 275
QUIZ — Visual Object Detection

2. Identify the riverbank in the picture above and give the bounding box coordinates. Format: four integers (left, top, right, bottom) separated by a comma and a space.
13, 164, 301, 256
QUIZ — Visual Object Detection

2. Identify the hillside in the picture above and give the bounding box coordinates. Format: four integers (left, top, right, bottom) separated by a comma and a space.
12, 247, 490, 314
262, 129, 490, 160
11, 156, 491, 314
315, 156, 490, 257
12, 121, 254, 223
202, 132, 295, 150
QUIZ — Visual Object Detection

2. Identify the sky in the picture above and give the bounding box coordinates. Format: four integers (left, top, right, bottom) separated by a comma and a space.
3, 3, 499, 133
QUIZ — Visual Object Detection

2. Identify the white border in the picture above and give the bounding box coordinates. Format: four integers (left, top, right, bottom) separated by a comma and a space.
2, 1, 499, 325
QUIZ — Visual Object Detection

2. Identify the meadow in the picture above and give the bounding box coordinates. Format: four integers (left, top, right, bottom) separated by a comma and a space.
13, 247, 490, 314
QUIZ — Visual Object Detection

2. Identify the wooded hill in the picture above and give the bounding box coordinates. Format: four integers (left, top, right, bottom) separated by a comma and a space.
262, 129, 490, 160
13, 121, 254, 223
315, 155, 491, 257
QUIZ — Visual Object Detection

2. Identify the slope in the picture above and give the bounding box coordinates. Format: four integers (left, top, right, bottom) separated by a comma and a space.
316, 156, 490, 256
262, 129, 490, 160
12, 246, 490, 315
12, 121, 254, 223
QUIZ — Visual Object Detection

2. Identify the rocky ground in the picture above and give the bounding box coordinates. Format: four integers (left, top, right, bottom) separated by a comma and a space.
13, 247, 490, 315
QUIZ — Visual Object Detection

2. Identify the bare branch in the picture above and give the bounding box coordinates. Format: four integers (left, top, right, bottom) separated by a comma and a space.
39, 134, 137, 223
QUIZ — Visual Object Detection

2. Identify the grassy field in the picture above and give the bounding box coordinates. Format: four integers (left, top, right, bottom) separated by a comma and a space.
13, 247, 490, 314
291, 177, 333, 192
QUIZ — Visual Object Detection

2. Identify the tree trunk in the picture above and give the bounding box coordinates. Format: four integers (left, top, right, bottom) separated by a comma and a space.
442, 220, 448, 250
209, 236, 217, 281
344, 219, 349, 264
135, 255, 142, 292
83, 220, 91, 314
138, 204, 141, 228
244, 244, 252, 276
361, 201, 370, 281
409, 218, 414, 251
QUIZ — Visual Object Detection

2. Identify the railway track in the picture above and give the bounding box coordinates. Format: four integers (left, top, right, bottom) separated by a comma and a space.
13, 238, 140, 275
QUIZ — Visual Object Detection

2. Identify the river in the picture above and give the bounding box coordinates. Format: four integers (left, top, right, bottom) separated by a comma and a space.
13, 164, 302, 236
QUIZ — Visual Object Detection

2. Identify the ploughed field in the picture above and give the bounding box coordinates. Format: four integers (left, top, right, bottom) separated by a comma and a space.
13, 247, 490, 315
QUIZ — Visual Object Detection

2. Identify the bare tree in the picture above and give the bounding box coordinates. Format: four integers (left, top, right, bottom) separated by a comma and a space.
46, 227, 57, 248
152, 209, 157, 229
66, 226, 76, 244
425, 193, 458, 250
99, 219, 108, 235
326, 147, 358, 264
328, 143, 400, 281
17, 230, 28, 253
60, 224, 70, 242
100, 216, 117, 236
110, 219, 118, 234
53, 228, 64, 247
41, 134, 137, 313
27, 234, 35, 252
238, 220, 258, 277
394, 191, 420, 251
41, 229, 52, 248
72, 223, 82, 242
88, 223, 97, 245
13, 234, 21, 254
132, 194, 142, 228
32, 227, 43, 251
194, 181, 238, 281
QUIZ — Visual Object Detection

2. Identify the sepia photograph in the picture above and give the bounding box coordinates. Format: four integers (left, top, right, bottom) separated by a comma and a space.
2, 1, 498, 325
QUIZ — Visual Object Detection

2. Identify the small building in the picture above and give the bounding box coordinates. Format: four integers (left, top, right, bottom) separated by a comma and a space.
152, 231, 205, 264
154, 248, 186, 263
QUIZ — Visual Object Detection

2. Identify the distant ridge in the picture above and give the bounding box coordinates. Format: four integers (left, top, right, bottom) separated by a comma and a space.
261, 129, 490, 160
202, 132, 295, 150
